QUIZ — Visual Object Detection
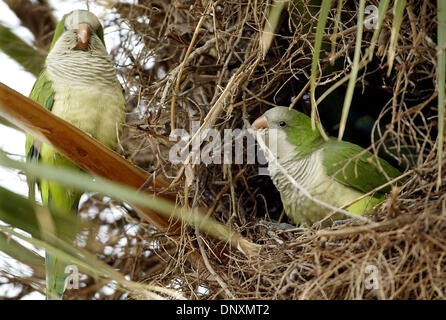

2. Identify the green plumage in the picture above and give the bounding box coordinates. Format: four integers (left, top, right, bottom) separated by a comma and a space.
27, 69, 78, 300
321, 139, 401, 195
26, 10, 125, 299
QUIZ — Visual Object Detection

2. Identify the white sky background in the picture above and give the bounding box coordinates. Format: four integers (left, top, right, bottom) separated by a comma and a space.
0, 0, 123, 300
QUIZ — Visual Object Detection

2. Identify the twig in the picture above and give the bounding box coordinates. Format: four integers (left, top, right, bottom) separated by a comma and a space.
170, 4, 211, 133
195, 226, 235, 298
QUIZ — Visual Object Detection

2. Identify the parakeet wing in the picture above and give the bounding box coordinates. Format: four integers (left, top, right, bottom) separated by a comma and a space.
321, 140, 401, 194
24, 10, 66, 157
25, 71, 54, 201
25, 70, 55, 158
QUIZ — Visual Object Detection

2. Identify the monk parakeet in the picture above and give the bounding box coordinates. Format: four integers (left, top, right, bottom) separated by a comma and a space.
25, 10, 126, 299
251, 107, 401, 226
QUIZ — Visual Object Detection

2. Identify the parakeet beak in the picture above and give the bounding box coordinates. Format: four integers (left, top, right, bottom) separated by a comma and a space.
74, 23, 91, 50
251, 115, 269, 130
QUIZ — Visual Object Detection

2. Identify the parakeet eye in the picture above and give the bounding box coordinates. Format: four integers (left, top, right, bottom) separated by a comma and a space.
278, 121, 287, 127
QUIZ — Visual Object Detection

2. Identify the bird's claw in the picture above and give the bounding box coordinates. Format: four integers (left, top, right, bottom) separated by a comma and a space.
259, 220, 296, 231
332, 219, 353, 227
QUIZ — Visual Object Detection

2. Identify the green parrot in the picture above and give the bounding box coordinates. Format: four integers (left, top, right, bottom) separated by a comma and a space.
251, 107, 401, 226
25, 10, 126, 299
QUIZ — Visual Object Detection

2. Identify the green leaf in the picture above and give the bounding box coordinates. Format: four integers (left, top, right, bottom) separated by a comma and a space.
0, 150, 242, 248
367, 0, 391, 61
337, 0, 366, 140
261, 0, 288, 58
0, 231, 45, 278
0, 185, 78, 241
309, 0, 331, 136
437, 0, 446, 189
0, 23, 44, 77
0, 178, 182, 299
387, 0, 406, 76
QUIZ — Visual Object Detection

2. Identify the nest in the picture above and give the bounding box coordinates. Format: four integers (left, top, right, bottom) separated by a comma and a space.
7, 0, 444, 300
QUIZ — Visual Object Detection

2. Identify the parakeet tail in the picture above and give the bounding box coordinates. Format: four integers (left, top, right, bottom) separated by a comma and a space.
45, 198, 79, 300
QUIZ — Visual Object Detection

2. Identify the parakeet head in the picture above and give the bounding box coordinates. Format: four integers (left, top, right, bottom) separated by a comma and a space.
251, 107, 325, 158
49, 10, 105, 52
45, 10, 118, 88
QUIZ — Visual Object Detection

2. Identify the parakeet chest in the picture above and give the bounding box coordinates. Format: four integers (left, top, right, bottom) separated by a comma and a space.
268, 150, 364, 225
45, 35, 126, 149
50, 83, 125, 149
